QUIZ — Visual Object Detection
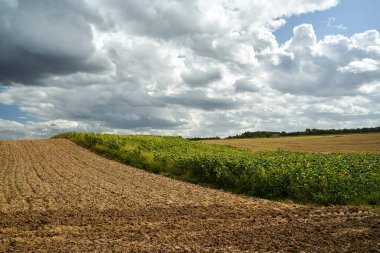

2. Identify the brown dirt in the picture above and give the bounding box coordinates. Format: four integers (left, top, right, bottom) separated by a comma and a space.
204, 133, 380, 153
0, 139, 379, 252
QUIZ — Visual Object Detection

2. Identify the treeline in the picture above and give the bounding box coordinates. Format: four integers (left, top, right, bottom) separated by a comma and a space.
227, 126, 380, 139
188, 136, 221, 141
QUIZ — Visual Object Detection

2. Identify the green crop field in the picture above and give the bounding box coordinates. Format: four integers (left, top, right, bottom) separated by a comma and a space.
53, 132, 380, 206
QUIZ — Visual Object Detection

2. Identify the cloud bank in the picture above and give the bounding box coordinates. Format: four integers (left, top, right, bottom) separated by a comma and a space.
0, 0, 379, 139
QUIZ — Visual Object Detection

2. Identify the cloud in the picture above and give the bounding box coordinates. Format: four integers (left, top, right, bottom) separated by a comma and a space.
267, 26, 380, 96
2, 0, 380, 139
337, 58, 379, 73
326, 17, 347, 30
0, 118, 100, 139
0, 83, 189, 130
234, 78, 261, 93
0, 0, 110, 85
163, 90, 238, 111
181, 68, 222, 87
97, 0, 202, 39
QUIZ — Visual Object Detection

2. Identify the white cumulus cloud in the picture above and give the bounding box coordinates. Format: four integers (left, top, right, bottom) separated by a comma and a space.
337, 58, 379, 73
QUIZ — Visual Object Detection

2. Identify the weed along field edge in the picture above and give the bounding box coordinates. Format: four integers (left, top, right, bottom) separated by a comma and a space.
53, 132, 380, 206
0, 138, 379, 252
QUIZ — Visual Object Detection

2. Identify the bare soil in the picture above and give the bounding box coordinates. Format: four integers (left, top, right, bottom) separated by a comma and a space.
0, 139, 379, 252
204, 133, 380, 153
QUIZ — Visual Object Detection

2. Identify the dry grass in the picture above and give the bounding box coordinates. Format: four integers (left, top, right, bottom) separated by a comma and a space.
0, 139, 379, 252
204, 133, 380, 153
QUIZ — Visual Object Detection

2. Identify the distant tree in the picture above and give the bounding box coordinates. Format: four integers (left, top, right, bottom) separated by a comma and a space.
226, 126, 380, 139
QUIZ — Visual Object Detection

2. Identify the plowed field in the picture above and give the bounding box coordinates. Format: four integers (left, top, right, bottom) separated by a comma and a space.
0, 139, 379, 252
204, 133, 380, 153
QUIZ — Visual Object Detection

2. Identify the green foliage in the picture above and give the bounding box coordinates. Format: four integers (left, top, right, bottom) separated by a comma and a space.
52, 132, 380, 205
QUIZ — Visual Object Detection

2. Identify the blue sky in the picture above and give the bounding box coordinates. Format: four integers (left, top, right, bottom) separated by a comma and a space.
275, 0, 380, 43
0, 88, 31, 123
0, 103, 29, 122
0, 0, 379, 139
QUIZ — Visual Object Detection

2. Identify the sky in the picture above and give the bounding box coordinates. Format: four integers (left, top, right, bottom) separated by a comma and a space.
0, 0, 380, 139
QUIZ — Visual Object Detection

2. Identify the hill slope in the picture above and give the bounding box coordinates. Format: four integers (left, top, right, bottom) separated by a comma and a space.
0, 139, 379, 252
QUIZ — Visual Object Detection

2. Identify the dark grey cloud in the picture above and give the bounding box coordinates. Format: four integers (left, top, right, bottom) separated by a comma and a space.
101, 0, 201, 38
0, 0, 109, 85
181, 69, 222, 87
0, 81, 189, 131
234, 78, 260, 93
58, 90, 184, 130
163, 90, 238, 111
101, 116, 184, 130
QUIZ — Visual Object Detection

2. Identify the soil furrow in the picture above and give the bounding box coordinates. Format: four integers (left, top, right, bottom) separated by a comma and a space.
26, 141, 94, 208
0, 142, 9, 209
18, 141, 60, 211
12, 142, 37, 212
48, 140, 134, 188
22, 140, 80, 207
30, 140, 132, 209
1, 143, 10, 204
47, 141, 124, 196
3, 142, 28, 211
